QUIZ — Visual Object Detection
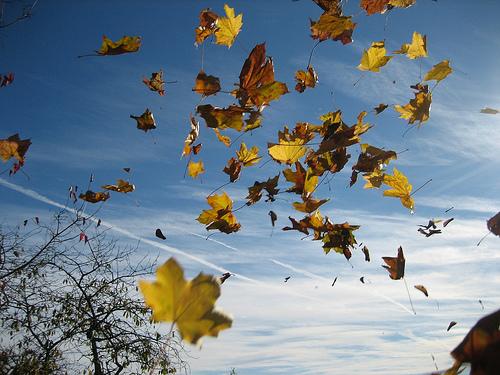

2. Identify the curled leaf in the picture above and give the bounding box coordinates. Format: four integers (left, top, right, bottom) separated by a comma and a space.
97, 35, 141, 56
394, 32, 427, 59
197, 192, 241, 234
382, 246, 405, 280
193, 70, 221, 97
102, 179, 135, 193
155, 229, 167, 240
414, 284, 429, 297
188, 160, 205, 179
182, 115, 200, 157
295, 66, 318, 93
0, 134, 31, 163
143, 70, 165, 95
79, 190, 110, 203
131, 109, 157, 132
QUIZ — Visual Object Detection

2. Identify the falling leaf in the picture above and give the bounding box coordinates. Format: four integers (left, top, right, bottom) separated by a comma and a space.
358, 41, 393, 72
351, 143, 397, 187
79, 232, 88, 243
394, 32, 428, 59
236, 143, 261, 166
447, 321, 458, 332
123, 167, 131, 173
418, 228, 442, 237
269, 211, 278, 227
322, 222, 359, 259
268, 126, 310, 165
188, 160, 205, 179
394, 84, 432, 125
360, 0, 415, 15
443, 218, 454, 227
213, 128, 231, 147
223, 157, 242, 182
0, 73, 14, 87
79, 190, 110, 203
233, 43, 289, 108
383, 168, 414, 210
480, 107, 499, 115
139, 257, 232, 345
97, 35, 141, 56
310, 14, 356, 44
382, 246, 405, 280
197, 104, 245, 131
424, 60, 453, 82
450, 309, 500, 375
182, 115, 200, 157
193, 70, 221, 96
360, 276, 365, 284
214, 4, 243, 48
389, 0, 416, 7
414, 285, 429, 297
246, 174, 280, 205
197, 192, 241, 234
362, 245, 370, 262
143, 70, 165, 95
193, 144, 202, 155
283, 162, 316, 197
195, 8, 219, 45
295, 66, 318, 93
374, 103, 389, 114
487, 212, 500, 236
293, 197, 329, 213
306, 147, 350, 177
102, 179, 135, 193
313, 0, 342, 15
284, 276, 291, 282
131, 108, 157, 132
155, 229, 167, 240
0, 134, 31, 163
220, 272, 232, 284
332, 276, 338, 286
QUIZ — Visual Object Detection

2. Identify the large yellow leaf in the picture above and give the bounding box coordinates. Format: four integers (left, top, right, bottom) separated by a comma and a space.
424, 60, 453, 82
197, 104, 245, 131
383, 168, 414, 210
268, 139, 307, 165
197, 192, 241, 234
97, 35, 141, 56
139, 258, 232, 345
187, 160, 205, 179
358, 41, 393, 72
215, 4, 243, 48
394, 32, 427, 59
236, 142, 261, 166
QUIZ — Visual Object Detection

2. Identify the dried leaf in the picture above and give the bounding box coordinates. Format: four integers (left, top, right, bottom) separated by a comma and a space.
383, 168, 414, 211
197, 104, 245, 131
79, 190, 110, 203
269, 211, 278, 227
193, 70, 221, 97
182, 115, 200, 157
246, 174, 280, 205
197, 192, 241, 234
480, 107, 499, 115
394, 32, 428, 59
293, 197, 329, 213
143, 70, 165, 96
188, 161, 205, 179
362, 245, 370, 262
155, 229, 167, 240
139, 257, 232, 344
236, 143, 261, 166
131, 108, 157, 132
382, 246, 405, 280
102, 179, 135, 193
358, 41, 393, 72
213, 128, 231, 147
195, 9, 218, 45
310, 14, 356, 44
424, 60, 453, 82
223, 157, 242, 182
448, 321, 458, 332
295, 66, 318, 93
0, 134, 31, 163
394, 84, 432, 125
97, 35, 141, 56
414, 284, 429, 297
487, 212, 500, 236
214, 4, 243, 48
0, 73, 14, 87
374, 103, 389, 114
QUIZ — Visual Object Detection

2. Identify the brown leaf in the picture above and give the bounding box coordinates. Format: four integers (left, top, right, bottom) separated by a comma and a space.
448, 321, 458, 332
193, 70, 221, 97
0, 134, 31, 163
310, 14, 356, 44
374, 103, 389, 114
131, 109, 156, 132
295, 66, 318, 93
79, 190, 110, 203
197, 104, 245, 131
414, 284, 429, 297
143, 70, 165, 96
182, 115, 200, 157
223, 157, 242, 182
487, 212, 500, 236
382, 246, 405, 280
246, 174, 280, 205
0, 72, 14, 87
102, 179, 135, 193
361, 245, 370, 262
269, 210, 278, 227
195, 9, 219, 45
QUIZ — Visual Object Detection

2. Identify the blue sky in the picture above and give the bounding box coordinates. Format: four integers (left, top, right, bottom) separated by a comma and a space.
1, 0, 499, 374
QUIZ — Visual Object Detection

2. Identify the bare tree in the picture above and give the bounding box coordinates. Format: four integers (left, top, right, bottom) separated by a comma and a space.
0, 210, 189, 374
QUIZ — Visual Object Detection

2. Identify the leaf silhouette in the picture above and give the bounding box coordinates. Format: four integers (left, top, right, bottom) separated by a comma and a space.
214, 4, 243, 48
487, 212, 500, 236
131, 109, 157, 132
269, 210, 278, 227
414, 284, 429, 297
155, 229, 167, 240
382, 246, 405, 280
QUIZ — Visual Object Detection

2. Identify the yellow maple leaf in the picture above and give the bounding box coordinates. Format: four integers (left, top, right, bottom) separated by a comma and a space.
215, 4, 243, 48
424, 60, 453, 82
293, 197, 329, 213
97, 35, 141, 56
358, 41, 393, 72
139, 257, 232, 345
310, 14, 356, 44
236, 143, 261, 166
362, 169, 385, 189
383, 168, 414, 210
197, 192, 241, 234
394, 89, 432, 125
268, 139, 307, 165
102, 179, 135, 193
187, 160, 205, 179
394, 32, 428, 59
197, 104, 245, 131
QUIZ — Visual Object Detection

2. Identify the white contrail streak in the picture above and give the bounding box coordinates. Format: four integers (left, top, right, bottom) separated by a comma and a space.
270, 259, 331, 283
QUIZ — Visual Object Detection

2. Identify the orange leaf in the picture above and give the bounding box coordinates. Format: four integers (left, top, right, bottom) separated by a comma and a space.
102, 179, 135, 193
79, 190, 110, 203
193, 70, 221, 97
0, 134, 31, 163
130, 109, 156, 132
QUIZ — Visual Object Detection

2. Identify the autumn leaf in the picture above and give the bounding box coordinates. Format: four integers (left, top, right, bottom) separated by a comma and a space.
394, 84, 432, 125
213, 128, 231, 147
360, 0, 415, 15
0, 134, 31, 163
295, 66, 318, 93
155, 229, 167, 240
268, 125, 311, 165
394, 32, 428, 59
0, 73, 14, 87
269, 211, 278, 227
448, 321, 458, 332
195, 8, 219, 45
480, 107, 499, 115
389, 0, 416, 9
414, 285, 429, 297
139, 257, 232, 345
188, 160, 205, 179
236, 142, 261, 166
383, 167, 414, 210
102, 179, 135, 193
361, 245, 370, 262
310, 14, 356, 44
382, 246, 405, 280
193, 70, 221, 97
424, 60, 453, 82
351, 143, 397, 186
362, 168, 385, 189
223, 157, 242, 182
293, 197, 329, 213
182, 115, 200, 157
197, 104, 245, 131
374, 103, 389, 114
197, 192, 241, 234
214, 4, 243, 48
283, 162, 318, 198
313, 0, 342, 15
131, 108, 157, 132
79, 190, 110, 203
487, 212, 500, 236
97, 35, 141, 56
233, 43, 288, 108
450, 309, 500, 374
143, 70, 165, 96
358, 41, 393, 72
322, 222, 360, 259
246, 174, 280, 205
